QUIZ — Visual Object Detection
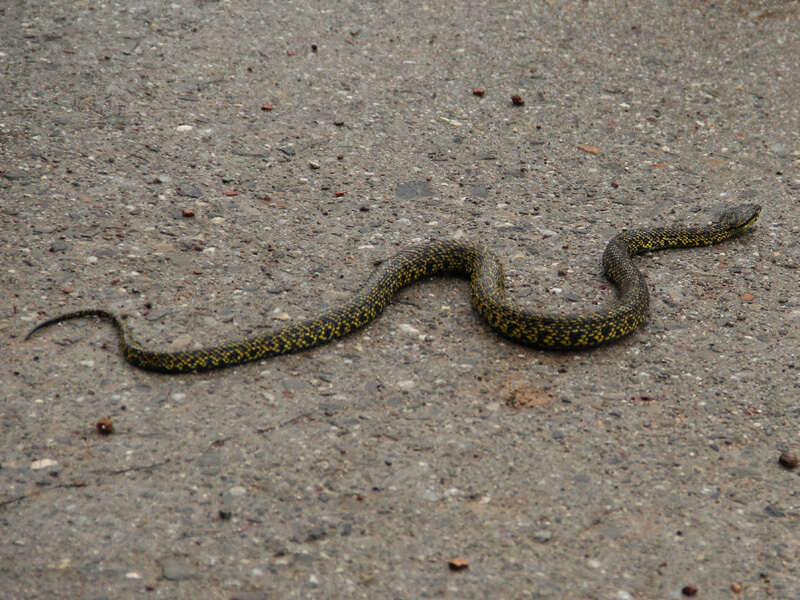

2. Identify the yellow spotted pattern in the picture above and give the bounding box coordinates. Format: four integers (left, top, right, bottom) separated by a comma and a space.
26, 204, 761, 373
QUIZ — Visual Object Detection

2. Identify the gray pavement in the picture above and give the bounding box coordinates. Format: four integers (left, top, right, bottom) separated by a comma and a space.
2, 1, 798, 598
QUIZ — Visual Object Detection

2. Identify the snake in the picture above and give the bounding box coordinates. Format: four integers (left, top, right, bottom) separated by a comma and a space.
26, 203, 761, 374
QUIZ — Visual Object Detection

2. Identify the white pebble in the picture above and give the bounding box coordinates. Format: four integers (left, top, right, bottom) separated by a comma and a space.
397, 323, 420, 337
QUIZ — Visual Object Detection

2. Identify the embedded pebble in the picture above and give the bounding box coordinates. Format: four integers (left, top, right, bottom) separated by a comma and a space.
534, 530, 553, 543
397, 323, 420, 337
161, 559, 196, 581
396, 181, 433, 200
769, 142, 789, 157
30, 459, 58, 470
169, 334, 193, 349
422, 489, 439, 501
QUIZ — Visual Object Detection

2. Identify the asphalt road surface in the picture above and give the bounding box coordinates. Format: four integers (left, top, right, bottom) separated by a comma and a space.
2, 1, 798, 598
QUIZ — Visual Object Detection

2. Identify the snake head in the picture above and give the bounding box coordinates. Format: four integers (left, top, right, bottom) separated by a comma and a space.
717, 203, 761, 231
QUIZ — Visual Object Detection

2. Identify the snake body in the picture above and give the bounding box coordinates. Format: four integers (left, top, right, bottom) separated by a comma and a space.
26, 204, 761, 373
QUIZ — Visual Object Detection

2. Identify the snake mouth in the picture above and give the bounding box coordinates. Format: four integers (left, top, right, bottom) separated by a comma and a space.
749, 204, 762, 222
740, 205, 762, 232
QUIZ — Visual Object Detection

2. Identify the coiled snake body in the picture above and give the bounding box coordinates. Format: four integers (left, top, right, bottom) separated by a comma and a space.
27, 204, 761, 373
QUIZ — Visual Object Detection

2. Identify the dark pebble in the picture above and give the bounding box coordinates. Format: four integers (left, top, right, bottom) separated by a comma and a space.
764, 505, 785, 518
176, 184, 202, 198
1, 170, 27, 181
682, 584, 698, 596
50, 241, 69, 252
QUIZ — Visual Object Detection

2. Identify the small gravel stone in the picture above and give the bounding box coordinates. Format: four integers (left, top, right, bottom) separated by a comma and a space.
769, 142, 789, 157
30, 459, 58, 470
534, 530, 552, 543
395, 181, 433, 200
422, 489, 438, 501
161, 559, 196, 581
176, 184, 202, 198
778, 452, 798, 469
397, 323, 420, 337
198, 450, 221, 467
0, 170, 27, 181
168, 334, 193, 349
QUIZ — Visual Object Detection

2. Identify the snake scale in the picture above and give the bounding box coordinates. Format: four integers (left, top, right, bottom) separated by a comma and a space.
26, 204, 761, 373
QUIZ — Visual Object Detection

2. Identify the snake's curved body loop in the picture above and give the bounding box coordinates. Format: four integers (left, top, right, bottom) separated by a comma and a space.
26, 204, 761, 373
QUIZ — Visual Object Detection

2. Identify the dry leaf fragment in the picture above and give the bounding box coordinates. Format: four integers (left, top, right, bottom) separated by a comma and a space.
448, 557, 469, 571
577, 144, 600, 155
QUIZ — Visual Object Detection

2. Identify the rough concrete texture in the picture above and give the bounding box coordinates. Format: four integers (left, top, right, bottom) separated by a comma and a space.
2, 1, 798, 598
